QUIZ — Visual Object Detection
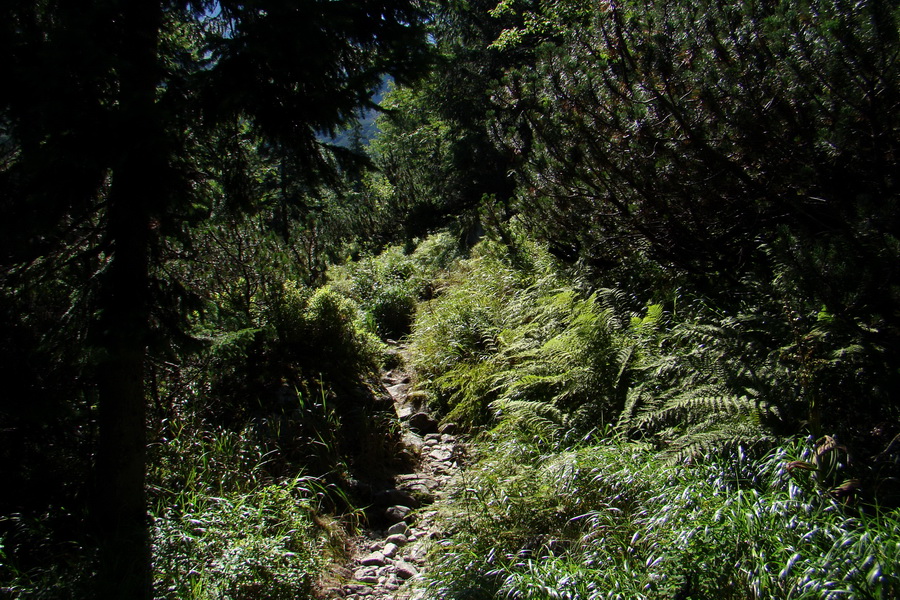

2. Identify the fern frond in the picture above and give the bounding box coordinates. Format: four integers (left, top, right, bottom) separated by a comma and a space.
613, 345, 636, 391
664, 426, 778, 464
492, 398, 568, 440
616, 388, 649, 434
635, 393, 760, 432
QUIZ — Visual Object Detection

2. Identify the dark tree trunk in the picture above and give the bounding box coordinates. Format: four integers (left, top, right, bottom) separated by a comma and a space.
94, 2, 162, 598
95, 201, 152, 598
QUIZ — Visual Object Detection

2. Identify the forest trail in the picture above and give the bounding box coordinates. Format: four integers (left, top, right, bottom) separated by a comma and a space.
316, 349, 464, 600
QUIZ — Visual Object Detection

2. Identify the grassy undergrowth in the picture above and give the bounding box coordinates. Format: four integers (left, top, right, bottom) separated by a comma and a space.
400, 230, 900, 599
148, 424, 351, 600
10, 229, 890, 598
418, 436, 899, 599
141, 271, 406, 598
139, 237, 466, 599
152, 478, 326, 600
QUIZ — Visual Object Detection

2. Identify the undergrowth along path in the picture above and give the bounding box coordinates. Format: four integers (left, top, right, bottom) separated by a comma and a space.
317, 354, 463, 600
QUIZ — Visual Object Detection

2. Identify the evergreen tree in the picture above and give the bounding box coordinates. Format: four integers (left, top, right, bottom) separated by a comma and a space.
495, 0, 899, 298
0, 1, 428, 597
373, 0, 527, 242
491, 0, 900, 432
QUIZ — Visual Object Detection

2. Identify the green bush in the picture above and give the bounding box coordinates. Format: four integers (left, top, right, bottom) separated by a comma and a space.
148, 423, 348, 600
491, 0, 900, 443
329, 232, 463, 339
195, 281, 383, 431
271, 283, 383, 376
368, 284, 417, 340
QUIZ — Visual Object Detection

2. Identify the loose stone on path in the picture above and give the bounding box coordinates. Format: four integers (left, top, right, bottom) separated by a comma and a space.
359, 552, 387, 567
317, 362, 465, 600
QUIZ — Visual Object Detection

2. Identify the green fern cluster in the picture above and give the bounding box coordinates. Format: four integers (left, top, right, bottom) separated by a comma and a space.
488, 289, 629, 437
408, 237, 634, 431
408, 233, 789, 455
617, 314, 787, 459
408, 239, 537, 426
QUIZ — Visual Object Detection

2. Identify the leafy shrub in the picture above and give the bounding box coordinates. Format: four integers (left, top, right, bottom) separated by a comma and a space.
270, 283, 383, 377
329, 232, 462, 339
198, 281, 385, 426
490, 0, 900, 448
368, 283, 418, 340
148, 423, 350, 600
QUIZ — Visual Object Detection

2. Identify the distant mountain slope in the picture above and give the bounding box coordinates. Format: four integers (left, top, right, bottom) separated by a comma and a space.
321, 76, 391, 149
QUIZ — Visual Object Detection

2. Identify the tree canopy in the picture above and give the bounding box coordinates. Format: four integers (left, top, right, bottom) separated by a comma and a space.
1, 1, 429, 596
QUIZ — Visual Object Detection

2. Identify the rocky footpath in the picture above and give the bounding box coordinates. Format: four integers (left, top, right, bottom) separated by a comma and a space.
316, 365, 463, 600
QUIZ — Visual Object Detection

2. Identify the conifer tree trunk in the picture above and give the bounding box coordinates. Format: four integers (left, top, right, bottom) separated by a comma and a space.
94, 2, 162, 597
96, 196, 152, 599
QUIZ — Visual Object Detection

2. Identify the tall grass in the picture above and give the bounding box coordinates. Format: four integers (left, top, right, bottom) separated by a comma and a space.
418, 436, 900, 599
152, 478, 326, 600
148, 422, 350, 599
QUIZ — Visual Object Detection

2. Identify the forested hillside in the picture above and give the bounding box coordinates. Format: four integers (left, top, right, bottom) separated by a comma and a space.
1, 0, 898, 599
